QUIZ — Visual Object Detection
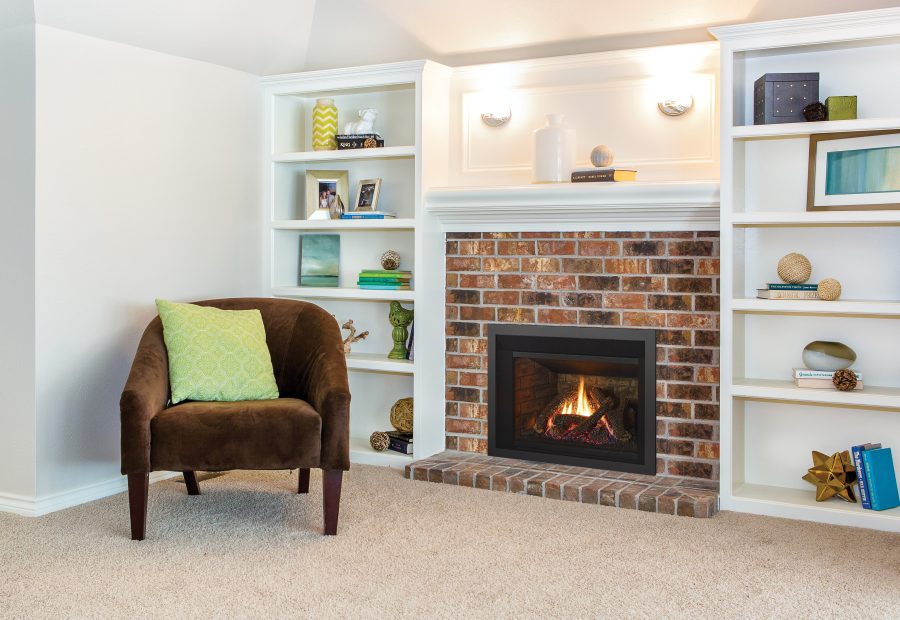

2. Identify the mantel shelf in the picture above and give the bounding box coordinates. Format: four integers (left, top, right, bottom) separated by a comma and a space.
425, 181, 720, 232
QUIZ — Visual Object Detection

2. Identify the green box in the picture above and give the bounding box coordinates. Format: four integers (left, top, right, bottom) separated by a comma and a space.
825, 96, 857, 121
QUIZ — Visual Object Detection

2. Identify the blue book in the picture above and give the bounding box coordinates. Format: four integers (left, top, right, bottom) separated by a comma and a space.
851, 443, 880, 509
340, 212, 396, 219
767, 283, 819, 291
861, 448, 900, 511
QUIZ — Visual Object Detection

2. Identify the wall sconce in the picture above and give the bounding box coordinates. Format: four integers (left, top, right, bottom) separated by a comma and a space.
658, 94, 693, 116
481, 105, 512, 127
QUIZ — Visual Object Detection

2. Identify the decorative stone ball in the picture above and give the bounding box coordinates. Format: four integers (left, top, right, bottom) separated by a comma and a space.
777, 252, 812, 284
817, 278, 842, 301
590, 144, 614, 168
802, 102, 827, 122
390, 397, 414, 432
832, 368, 858, 392
369, 431, 390, 452
381, 250, 401, 271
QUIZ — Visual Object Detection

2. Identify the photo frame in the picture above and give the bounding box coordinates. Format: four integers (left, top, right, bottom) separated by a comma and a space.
352, 178, 382, 212
305, 170, 349, 220
807, 130, 900, 212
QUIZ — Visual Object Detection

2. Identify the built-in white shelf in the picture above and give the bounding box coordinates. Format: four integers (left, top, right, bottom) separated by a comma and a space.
731, 298, 900, 316
731, 117, 900, 139
271, 218, 416, 231
729, 483, 900, 531
731, 211, 900, 227
272, 286, 415, 302
731, 378, 900, 410
345, 353, 414, 374
272, 145, 416, 163
349, 437, 412, 468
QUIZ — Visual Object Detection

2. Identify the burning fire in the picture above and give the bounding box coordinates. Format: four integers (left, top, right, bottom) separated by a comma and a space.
558, 378, 593, 417
544, 378, 618, 443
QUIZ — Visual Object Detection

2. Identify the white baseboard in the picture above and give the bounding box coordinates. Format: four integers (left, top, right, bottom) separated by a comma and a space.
0, 471, 179, 517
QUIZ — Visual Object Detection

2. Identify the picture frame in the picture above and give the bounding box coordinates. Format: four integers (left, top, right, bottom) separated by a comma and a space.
352, 178, 382, 212
305, 170, 349, 220
807, 130, 900, 212
298, 234, 340, 287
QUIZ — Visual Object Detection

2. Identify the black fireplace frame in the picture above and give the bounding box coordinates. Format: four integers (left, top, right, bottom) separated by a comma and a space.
487, 324, 657, 475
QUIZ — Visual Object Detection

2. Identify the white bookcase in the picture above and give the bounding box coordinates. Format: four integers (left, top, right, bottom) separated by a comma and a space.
712, 8, 900, 531
261, 61, 451, 467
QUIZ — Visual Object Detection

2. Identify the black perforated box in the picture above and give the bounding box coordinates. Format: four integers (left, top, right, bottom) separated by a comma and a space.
753, 73, 819, 125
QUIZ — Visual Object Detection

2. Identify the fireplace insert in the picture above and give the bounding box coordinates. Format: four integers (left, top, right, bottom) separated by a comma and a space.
488, 324, 656, 474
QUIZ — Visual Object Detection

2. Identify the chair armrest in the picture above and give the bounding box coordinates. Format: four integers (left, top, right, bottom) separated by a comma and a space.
120, 319, 170, 474
289, 311, 351, 470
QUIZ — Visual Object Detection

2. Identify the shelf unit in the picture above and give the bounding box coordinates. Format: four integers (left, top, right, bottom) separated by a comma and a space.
262, 61, 451, 468
712, 8, 900, 531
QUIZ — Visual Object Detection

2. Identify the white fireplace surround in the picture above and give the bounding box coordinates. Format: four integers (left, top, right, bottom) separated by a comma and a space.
411, 181, 721, 460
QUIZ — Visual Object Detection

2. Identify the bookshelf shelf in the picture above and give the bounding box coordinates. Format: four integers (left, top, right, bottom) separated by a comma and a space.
272, 145, 417, 163
345, 353, 413, 374
272, 286, 415, 302
271, 218, 416, 231
731, 378, 900, 410
349, 437, 413, 468
731, 211, 900, 227
731, 298, 900, 316
730, 117, 900, 139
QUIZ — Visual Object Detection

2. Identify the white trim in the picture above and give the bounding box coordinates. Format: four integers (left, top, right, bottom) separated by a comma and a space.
425, 181, 720, 231
0, 472, 178, 517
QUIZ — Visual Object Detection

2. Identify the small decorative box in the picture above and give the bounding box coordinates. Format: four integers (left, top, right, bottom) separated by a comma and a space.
753, 73, 819, 125
825, 96, 857, 121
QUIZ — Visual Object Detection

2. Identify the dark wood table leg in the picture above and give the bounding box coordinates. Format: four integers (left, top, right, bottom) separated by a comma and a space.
128, 473, 149, 541
297, 468, 310, 494
183, 471, 201, 495
322, 470, 343, 535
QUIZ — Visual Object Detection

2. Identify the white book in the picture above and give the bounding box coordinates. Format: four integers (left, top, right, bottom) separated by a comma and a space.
793, 368, 862, 380
756, 289, 819, 300
795, 378, 863, 390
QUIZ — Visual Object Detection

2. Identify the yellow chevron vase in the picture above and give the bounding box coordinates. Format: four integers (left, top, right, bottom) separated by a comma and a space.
312, 98, 338, 151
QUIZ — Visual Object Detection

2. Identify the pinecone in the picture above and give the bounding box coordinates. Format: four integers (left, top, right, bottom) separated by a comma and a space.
832, 368, 857, 392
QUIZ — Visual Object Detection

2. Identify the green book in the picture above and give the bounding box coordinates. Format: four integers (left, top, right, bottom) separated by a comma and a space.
359, 270, 411, 277
358, 278, 412, 284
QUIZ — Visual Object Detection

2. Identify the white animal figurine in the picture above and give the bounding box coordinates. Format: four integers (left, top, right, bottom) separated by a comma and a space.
343, 108, 378, 135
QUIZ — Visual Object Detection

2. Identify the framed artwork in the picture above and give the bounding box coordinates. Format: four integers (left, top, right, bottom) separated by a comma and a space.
352, 178, 382, 212
298, 234, 340, 287
305, 170, 349, 220
807, 130, 900, 211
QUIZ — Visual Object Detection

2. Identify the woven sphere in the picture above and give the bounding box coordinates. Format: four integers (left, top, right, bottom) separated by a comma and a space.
832, 368, 858, 392
817, 278, 842, 301
590, 144, 614, 168
777, 253, 812, 284
369, 431, 390, 451
380, 250, 400, 271
390, 397, 414, 432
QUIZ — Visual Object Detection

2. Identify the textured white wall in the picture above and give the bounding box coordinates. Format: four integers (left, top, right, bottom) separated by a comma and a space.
32, 26, 263, 500
0, 22, 37, 502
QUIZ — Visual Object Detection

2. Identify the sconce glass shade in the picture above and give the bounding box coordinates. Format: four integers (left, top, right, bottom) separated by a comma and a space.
481, 106, 512, 127
658, 94, 694, 116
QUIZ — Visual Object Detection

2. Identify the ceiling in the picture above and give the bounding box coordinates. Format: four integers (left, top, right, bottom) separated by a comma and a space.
14, 0, 900, 75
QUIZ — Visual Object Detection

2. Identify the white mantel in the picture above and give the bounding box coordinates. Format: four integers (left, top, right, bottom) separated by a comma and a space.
425, 181, 720, 232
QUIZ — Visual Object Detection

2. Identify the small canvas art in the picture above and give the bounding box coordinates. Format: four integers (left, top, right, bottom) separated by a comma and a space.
808, 130, 900, 211
299, 234, 340, 287
825, 146, 900, 195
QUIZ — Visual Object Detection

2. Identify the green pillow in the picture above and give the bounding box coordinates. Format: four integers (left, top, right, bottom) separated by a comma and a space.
156, 300, 280, 404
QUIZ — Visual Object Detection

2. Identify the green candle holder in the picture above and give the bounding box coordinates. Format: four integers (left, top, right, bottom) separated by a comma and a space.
388, 301, 414, 360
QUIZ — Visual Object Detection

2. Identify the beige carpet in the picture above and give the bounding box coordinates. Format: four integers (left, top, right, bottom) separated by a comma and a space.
1, 466, 898, 619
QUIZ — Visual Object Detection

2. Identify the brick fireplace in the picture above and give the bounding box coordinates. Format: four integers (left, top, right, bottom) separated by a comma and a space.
442, 230, 720, 482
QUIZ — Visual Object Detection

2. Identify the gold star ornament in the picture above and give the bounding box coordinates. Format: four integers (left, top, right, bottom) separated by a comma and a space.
802, 450, 857, 502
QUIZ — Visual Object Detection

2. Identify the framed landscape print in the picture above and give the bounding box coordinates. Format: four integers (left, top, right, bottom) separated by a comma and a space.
807, 130, 900, 211
298, 234, 340, 287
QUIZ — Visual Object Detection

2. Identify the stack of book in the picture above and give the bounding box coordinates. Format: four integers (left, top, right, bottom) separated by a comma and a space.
793, 368, 863, 390
340, 211, 396, 220
357, 269, 412, 290
757, 283, 819, 300
852, 444, 900, 511
385, 430, 413, 455
571, 168, 637, 183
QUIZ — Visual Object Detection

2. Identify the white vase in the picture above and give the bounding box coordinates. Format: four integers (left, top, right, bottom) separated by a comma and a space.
533, 114, 576, 183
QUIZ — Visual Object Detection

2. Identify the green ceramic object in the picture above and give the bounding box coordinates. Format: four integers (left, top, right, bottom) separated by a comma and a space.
825, 96, 857, 121
388, 301, 414, 360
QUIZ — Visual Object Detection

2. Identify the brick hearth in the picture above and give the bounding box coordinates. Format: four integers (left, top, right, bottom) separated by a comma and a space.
405, 451, 719, 517
444, 230, 721, 483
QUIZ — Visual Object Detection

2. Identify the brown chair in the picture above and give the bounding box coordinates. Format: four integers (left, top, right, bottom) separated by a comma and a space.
120, 298, 350, 539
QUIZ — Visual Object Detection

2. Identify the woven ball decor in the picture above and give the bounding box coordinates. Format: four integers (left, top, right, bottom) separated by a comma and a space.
817, 278, 842, 301
390, 397, 414, 432
832, 368, 858, 392
380, 250, 401, 271
369, 431, 390, 451
777, 253, 812, 284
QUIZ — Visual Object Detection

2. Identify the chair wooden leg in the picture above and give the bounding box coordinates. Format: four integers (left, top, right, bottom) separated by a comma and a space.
322, 470, 343, 535
297, 468, 310, 494
183, 471, 201, 495
128, 473, 149, 541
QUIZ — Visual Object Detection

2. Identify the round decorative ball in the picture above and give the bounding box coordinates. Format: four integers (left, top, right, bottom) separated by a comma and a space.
380, 250, 401, 271
817, 278, 842, 301
777, 253, 812, 284
369, 431, 390, 452
390, 397, 414, 432
832, 368, 858, 392
590, 144, 614, 168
